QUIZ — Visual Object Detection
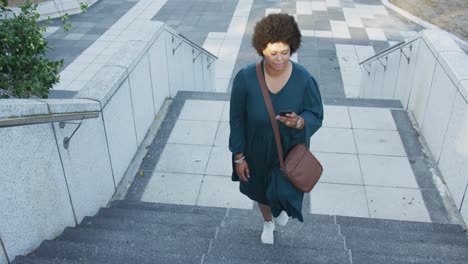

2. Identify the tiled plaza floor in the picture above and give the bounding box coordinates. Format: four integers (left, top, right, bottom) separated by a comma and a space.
41, 0, 455, 224
126, 92, 452, 224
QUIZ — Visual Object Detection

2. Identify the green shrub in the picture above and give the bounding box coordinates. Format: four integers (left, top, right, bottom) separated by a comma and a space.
0, 0, 63, 98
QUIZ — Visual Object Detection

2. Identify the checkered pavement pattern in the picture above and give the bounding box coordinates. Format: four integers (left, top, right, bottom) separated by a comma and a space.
230, 0, 424, 98
42, 0, 425, 98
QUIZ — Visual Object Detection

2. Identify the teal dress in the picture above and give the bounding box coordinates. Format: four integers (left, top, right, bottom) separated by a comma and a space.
229, 60, 324, 222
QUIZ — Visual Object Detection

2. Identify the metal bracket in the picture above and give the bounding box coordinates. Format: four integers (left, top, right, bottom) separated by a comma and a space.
193, 49, 202, 63
362, 63, 371, 75
207, 57, 215, 69
400, 44, 412, 64
59, 121, 83, 149
172, 36, 183, 55
377, 56, 387, 70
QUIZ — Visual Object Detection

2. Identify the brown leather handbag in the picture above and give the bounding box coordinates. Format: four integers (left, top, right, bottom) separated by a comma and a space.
256, 60, 323, 193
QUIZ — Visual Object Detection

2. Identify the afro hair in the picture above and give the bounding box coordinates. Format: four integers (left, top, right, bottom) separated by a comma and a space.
252, 13, 302, 56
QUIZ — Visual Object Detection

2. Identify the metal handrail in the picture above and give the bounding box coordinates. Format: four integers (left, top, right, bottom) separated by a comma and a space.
359, 38, 420, 66
177, 33, 218, 60
0, 111, 99, 128
0, 111, 100, 149
359, 41, 405, 65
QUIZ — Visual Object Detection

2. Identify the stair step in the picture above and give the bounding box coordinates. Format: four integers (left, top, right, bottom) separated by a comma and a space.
12, 256, 101, 264
97, 207, 223, 226
216, 227, 345, 249
110, 200, 227, 217
79, 216, 217, 238
336, 215, 464, 234
32, 240, 203, 264
227, 208, 335, 224
220, 216, 342, 241
340, 225, 468, 246
222, 214, 339, 233
351, 250, 468, 264
346, 237, 468, 260
59, 227, 211, 255
204, 257, 286, 264
208, 242, 350, 264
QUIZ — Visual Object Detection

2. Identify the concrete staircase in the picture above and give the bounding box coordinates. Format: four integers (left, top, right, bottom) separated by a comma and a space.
12, 200, 468, 264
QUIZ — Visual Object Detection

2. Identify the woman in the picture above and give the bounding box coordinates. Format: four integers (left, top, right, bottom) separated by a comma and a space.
229, 13, 324, 245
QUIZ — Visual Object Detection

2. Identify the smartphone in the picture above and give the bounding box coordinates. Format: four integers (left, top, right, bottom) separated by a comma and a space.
279, 110, 293, 116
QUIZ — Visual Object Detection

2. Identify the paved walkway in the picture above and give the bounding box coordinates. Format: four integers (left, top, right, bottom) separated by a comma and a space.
44, 0, 457, 224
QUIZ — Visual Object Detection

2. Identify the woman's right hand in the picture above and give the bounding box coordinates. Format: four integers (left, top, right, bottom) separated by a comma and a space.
234, 156, 250, 182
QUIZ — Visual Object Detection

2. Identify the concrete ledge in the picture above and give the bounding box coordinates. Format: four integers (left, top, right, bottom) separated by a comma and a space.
421, 30, 468, 102
0, 100, 48, 119
75, 65, 128, 107
43, 99, 101, 114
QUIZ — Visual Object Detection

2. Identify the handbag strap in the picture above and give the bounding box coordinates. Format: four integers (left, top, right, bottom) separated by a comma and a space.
255, 60, 286, 173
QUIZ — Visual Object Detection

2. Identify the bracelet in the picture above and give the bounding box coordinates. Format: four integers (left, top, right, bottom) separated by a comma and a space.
234, 156, 246, 164
295, 116, 302, 129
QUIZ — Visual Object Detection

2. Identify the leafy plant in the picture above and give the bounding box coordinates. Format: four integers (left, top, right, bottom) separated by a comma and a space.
0, 0, 88, 98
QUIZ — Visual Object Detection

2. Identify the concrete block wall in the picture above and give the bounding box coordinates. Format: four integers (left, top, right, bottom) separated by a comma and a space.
0, 100, 95, 263
359, 29, 468, 225
0, 21, 217, 263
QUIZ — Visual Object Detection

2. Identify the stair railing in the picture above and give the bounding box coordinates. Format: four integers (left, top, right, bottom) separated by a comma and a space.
170, 32, 218, 69
359, 38, 419, 74
0, 111, 99, 149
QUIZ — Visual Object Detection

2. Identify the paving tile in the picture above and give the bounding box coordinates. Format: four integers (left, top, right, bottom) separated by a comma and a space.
327, 9, 345, 21
221, 102, 230, 122
314, 152, 363, 185
322, 105, 351, 128
343, 8, 364, 28
168, 120, 218, 145
366, 28, 387, 41
202, 38, 223, 56
349, 107, 397, 130
354, 129, 406, 156
310, 183, 370, 217
141, 172, 203, 205
265, 8, 282, 16
400, 30, 419, 40
325, 0, 341, 8
315, 30, 333, 38
206, 146, 232, 176
214, 121, 229, 147
197, 175, 253, 209
301, 30, 315, 37
310, 127, 357, 154
366, 186, 431, 222
296, 1, 312, 15
179, 100, 225, 121
156, 144, 212, 174
349, 27, 369, 41
359, 155, 418, 188
330, 20, 351, 39
311, 2, 327, 11
354, 45, 375, 61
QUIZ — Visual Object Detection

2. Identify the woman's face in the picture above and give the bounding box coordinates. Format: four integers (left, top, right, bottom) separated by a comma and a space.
262, 42, 291, 72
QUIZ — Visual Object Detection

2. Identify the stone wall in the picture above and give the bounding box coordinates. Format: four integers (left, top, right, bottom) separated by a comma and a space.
359, 29, 468, 226
0, 21, 216, 263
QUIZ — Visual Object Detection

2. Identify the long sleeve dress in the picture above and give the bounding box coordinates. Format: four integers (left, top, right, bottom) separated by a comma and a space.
229, 59, 324, 222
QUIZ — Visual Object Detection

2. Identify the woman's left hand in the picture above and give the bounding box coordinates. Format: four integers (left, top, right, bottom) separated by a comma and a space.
276, 112, 303, 129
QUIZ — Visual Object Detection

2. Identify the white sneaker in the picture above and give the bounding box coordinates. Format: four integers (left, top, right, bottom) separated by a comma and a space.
261, 221, 275, 245
275, 211, 289, 227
